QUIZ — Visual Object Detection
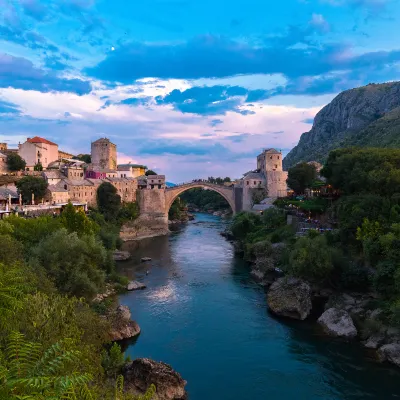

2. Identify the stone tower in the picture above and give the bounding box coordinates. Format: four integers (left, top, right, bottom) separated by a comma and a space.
91, 138, 117, 170
257, 148, 287, 198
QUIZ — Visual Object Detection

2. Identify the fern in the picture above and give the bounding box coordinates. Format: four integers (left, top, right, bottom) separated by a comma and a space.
114, 375, 156, 400
0, 332, 94, 400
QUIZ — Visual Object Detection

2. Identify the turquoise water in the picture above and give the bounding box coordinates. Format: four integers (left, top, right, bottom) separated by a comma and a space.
119, 213, 400, 400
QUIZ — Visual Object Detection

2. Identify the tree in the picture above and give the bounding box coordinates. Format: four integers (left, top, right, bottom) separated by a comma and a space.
30, 229, 110, 299
145, 170, 157, 176
16, 176, 48, 204
251, 187, 267, 206
97, 182, 121, 221
287, 162, 317, 194
74, 154, 91, 163
60, 202, 99, 236
6, 153, 26, 171
34, 162, 43, 171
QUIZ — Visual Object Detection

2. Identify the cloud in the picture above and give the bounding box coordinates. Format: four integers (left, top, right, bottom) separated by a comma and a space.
137, 140, 229, 156
154, 85, 251, 115
309, 13, 330, 33
20, 0, 49, 21
0, 99, 21, 115
0, 53, 91, 95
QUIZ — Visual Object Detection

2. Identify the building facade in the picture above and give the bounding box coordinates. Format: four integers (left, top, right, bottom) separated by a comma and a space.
117, 163, 147, 178
146, 175, 166, 189
0, 152, 8, 174
18, 136, 59, 169
91, 138, 117, 171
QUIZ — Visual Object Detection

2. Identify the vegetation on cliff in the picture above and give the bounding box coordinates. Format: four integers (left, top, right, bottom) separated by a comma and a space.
283, 82, 400, 168
180, 187, 230, 212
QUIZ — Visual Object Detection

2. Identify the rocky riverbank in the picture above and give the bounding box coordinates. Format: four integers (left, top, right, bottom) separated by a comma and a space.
225, 232, 400, 369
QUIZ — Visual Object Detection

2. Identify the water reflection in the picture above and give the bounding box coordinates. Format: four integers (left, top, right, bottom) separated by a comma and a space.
118, 213, 400, 400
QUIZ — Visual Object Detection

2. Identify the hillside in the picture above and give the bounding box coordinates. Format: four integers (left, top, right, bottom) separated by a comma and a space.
283, 82, 400, 169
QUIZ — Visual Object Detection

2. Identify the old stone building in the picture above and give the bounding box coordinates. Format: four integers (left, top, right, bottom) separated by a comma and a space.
117, 163, 147, 178
18, 137, 59, 169
0, 152, 8, 174
146, 175, 166, 189
90, 138, 117, 170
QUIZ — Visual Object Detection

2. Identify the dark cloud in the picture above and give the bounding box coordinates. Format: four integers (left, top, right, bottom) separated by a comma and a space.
0, 53, 91, 95
210, 119, 223, 127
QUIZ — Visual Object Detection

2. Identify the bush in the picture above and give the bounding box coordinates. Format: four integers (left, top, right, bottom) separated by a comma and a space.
339, 263, 371, 291
373, 261, 398, 298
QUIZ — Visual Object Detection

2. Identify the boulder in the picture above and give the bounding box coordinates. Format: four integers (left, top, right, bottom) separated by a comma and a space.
127, 281, 147, 291
109, 305, 141, 341
141, 257, 152, 262
267, 277, 312, 320
378, 343, 400, 367
364, 334, 385, 349
123, 358, 187, 400
318, 308, 357, 339
113, 250, 131, 261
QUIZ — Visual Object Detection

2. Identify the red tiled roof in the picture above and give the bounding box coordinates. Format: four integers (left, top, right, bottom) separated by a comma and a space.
27, 136, 57, 146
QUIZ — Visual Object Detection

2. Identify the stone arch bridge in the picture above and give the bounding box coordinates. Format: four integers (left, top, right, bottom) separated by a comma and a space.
165, 182, 237, 214
121, 182, 242, 240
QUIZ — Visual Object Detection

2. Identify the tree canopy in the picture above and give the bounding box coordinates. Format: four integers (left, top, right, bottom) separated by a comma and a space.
287, 162, 317, 194
16, 176, 48, 203
97, 182, 121, 221
6, 153, 26, 171
145, 169, 157, 176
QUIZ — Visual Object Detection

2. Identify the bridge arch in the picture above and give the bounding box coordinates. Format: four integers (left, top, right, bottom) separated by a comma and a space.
165, 183, 236, 215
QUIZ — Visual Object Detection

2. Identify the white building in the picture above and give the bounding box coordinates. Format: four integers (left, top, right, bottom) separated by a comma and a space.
18, 136, 59, 170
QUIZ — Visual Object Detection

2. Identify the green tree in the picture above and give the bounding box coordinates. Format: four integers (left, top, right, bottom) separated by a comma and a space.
287, 162, 317, 194
60, 202, 99, 236
16, 176, 48, 204
102, 343, 125, 379
74, 154, 91, 164
6, 153, 26, 172
30, 229, 111, 299
34, 162, 43, 171
97, 183, 121, 221
287, 234, 335, 283
231, 212, 262, 241
145, 170, 157, 176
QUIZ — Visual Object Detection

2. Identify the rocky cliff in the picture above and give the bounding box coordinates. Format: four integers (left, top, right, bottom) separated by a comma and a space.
283, 82, 400, 169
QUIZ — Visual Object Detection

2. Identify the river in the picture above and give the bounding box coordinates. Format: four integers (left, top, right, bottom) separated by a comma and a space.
119, 213, 400, 400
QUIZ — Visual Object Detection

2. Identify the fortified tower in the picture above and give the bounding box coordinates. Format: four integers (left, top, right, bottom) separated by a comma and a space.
91, 138, 117, 170
257, 148, 287, 198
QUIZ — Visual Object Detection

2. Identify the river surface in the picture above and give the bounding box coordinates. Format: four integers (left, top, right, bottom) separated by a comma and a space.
119, 213, 400, 400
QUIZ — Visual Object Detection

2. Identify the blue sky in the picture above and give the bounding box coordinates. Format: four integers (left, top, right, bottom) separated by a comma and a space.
1, 0, 400, 181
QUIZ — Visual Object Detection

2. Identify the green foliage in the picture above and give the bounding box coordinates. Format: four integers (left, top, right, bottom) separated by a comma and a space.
207, 177, 231, 184
74, 154, 91, 164
274, 197, 329, 212
97, 183, 121, 221
102, 343, 125, 379
34, 162, 43, 171
6, 153, 26, 171
179, 187, 230, 211
0, 263, 25, 331
286, 234, 336, 283
168, 198, 184, 220
30, 229, 110, 299
114, 376, 156, 400
60, 202, 99, 237
0, 332, 93, 400
0, 234, 24, 264
251, 187, 267, 206
231, 212, 262, 241
118, 202, 139, 223
322, 147, 400, 196
16, 176, 48, 204
287, 162, 317, 194
145, 170, 156, 176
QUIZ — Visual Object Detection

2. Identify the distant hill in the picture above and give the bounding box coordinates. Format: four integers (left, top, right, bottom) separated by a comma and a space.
166, 182, 176, 187
283, 82, 400, 169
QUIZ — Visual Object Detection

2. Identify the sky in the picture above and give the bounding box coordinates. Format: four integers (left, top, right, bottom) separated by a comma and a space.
1, 0, 400, 181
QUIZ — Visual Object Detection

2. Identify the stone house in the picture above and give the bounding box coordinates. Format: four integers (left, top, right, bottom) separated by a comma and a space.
0, 151, 8, 174
147, 175, 166, 189
90, 138, 117, 170
117, 163, 147, 178
18, 136, 59, 170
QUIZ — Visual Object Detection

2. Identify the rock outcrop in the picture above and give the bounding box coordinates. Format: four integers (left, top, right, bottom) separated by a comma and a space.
123, 358, 187, 400
109, 305, 141, 341
267, 277, 312, 320
113, 250, 131, 261
378, 344, 400, 367
127, 281, 147, 291
318, 308, 357, 339
283, 81, 400, 168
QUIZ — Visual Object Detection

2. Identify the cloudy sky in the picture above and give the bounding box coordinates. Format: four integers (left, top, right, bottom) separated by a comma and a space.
1, 0, 400, 181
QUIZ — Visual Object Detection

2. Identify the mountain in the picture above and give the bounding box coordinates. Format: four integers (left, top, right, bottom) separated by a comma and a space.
283, 82, 400, 169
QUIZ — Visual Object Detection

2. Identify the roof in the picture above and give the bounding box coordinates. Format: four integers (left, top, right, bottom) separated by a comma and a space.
243, 171, 265, 180
27, 136, 57, 146
118, 164, 147, 169
43, 170, 64, 179
263, 148, 281, 154
65, 179, 94, 186
48, 184, 68, 193
0, 186, 18, 200
0, 151, 7, 159
92, 138, 115, 145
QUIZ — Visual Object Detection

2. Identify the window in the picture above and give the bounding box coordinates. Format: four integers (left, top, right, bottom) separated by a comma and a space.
275, 164, 278, 169
278, 156, 280, 160
64, 184, 67, 190
270, 156, 272, 159
246, 181, 249, 185
254, 181, 256, 185
159, 180, 161, 183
